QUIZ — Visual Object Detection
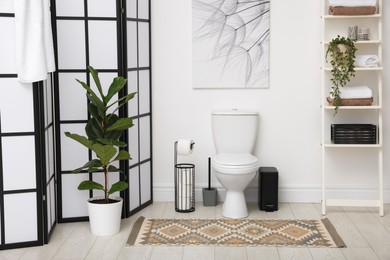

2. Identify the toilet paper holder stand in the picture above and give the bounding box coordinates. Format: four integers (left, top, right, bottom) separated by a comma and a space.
174, 141, 196, 213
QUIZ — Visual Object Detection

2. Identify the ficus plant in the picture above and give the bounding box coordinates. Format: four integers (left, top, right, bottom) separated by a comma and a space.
65, 66, 136, 204
326, 35, 357, 115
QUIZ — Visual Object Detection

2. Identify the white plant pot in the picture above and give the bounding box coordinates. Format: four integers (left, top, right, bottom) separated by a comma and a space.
87, 196, 123, 236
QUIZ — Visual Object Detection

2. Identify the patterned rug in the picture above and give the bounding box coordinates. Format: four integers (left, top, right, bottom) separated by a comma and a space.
126, 217, 346, 247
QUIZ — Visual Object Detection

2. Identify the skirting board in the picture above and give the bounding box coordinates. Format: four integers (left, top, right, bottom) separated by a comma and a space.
153, 184, 390, 203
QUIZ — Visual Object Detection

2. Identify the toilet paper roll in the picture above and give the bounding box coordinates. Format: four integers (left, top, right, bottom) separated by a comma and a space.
176, 139, 195, 155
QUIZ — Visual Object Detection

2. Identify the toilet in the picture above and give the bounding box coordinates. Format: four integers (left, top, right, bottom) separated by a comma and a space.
211, 109, 260, 218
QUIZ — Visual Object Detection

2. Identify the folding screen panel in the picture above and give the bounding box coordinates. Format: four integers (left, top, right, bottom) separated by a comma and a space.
40, 77, 57, 243
0, 4, 56, 248
125, 0, 152, 215
53, 0, 152, 221
0, 79, 41, 249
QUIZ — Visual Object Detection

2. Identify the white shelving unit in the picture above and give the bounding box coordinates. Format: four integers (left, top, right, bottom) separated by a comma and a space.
321, 0, 383, 216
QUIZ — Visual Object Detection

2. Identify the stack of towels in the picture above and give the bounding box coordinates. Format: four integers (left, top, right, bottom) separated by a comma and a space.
328, 86, 373, 106
328, 0, 377, 15
338, 86, 372, 99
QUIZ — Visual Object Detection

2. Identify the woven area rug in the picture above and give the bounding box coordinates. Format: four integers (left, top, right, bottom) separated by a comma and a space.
126, 217, 346, 247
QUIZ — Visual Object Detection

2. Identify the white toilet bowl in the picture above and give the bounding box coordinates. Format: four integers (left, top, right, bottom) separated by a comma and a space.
211, 109, 260, 219
213, 153, 260, 218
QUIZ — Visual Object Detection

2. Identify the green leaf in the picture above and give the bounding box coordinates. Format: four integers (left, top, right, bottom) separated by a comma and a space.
106, 114, 120, 132
97, 138, 127, 147
76, 79, 105, 111
88, 66, 105, 103
64, 132, 93, 150
109, 92, 136, 114
114, 150, 131, 161
106, 77, 127, 104
107, 118, 133, 132
107, 165, 121, 172
72, 159, 102, 173
87, 167, 100, 173
86, 93, 106, 118
88, 103, 102, 122
106, 131, 127, 144
78, 180, 104, 191
97, 138, 114, 145
91, 144, 117, 165
85, 121, 98, 142
108, 181, 128, 195
111, 139, 127, 147
88, 118, 104, 140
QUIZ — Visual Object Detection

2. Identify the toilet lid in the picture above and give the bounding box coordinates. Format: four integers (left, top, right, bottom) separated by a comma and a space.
213, 153, 259, 166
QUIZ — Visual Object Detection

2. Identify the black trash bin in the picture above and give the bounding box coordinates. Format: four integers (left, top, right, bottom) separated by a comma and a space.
258, 167, 278, 212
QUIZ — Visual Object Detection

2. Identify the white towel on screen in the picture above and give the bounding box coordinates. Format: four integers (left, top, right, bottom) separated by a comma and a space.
14, 0, 56, 83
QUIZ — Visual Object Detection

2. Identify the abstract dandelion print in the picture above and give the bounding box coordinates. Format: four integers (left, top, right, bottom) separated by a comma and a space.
192, 0, 270, 88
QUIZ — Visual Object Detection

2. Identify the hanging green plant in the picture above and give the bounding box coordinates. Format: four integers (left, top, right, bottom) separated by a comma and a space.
326, 35, 357, 115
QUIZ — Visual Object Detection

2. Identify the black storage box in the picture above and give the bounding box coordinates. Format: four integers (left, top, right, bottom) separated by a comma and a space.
331, 124, 377, 144
259, 167, 278, 212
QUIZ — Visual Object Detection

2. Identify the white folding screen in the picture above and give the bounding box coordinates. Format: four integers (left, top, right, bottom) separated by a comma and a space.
0, 0, 151, 250
53, 0, 152, 221
0, 2, 56, 249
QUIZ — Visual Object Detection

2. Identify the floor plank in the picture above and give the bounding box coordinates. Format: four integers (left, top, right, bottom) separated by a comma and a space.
290, 203, 322, 220
309, 248, 346, 260
215, 247, 247, 260
246, 247, 279, 260
51, 221, 96, 259
149, 246, 184, 260
341, 248, 379, 260
182, 246, 215, 260
278, 247, 313, 260
345, 207, 390, 259
314, 204, 370, 248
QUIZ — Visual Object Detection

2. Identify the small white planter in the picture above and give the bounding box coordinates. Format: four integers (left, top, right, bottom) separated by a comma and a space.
87, 196, 123, 236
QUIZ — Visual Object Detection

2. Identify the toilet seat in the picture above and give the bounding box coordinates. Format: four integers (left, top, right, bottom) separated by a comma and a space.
212, 153, 260, 174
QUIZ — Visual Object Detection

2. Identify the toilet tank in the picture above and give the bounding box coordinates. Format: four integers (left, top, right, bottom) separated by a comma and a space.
211, 109, 259, 154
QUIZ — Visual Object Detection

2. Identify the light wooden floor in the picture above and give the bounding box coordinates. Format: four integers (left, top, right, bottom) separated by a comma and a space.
1, 202, 390, 259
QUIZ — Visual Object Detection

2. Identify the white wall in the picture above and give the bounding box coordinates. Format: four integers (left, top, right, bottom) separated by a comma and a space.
151, 0, 390, 203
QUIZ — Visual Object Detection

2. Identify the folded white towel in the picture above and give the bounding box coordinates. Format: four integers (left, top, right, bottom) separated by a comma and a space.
355, 55, 379, 67
329, 0, 377, 7
14, 0, 56, 83
338, 86, 373, 99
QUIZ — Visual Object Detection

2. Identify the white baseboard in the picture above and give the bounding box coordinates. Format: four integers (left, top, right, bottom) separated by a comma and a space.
153, 184, 390, 203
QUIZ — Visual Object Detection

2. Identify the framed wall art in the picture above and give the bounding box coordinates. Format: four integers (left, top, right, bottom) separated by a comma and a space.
192, 0, 270, 89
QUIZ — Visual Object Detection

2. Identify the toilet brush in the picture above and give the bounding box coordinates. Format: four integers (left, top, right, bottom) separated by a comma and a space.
208, 157, 211, 190
202, 157, 217, 206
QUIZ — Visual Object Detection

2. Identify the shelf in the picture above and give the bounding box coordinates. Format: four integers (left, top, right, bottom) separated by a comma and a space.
323, 143, 381, 148
323, 14, 381, 19
324, 67, 383, 71
354, 40, 381, 44
323, 40, 381, 45
355, 67, 382, 71
323, 105, 381, 110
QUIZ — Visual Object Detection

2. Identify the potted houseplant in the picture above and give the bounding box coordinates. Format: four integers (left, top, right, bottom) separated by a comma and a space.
325, 35, 357, 114
65, 66, 135, 236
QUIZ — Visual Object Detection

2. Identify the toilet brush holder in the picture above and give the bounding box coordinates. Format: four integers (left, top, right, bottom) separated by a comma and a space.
202, 157, 218, 206
202, 187, 217, 206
